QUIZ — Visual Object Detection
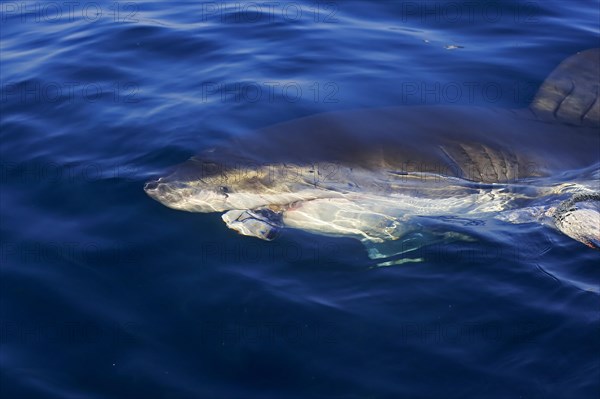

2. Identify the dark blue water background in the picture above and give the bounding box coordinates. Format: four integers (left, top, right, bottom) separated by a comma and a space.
1, 1, 599, 398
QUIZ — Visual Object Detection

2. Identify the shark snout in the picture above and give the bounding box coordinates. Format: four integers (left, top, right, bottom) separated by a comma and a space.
144, 179, 177, 203
144, 180, 159, 192
144, 178, 219, 212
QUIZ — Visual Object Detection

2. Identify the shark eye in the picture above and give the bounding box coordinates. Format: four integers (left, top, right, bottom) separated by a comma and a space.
219, 186, 229, 197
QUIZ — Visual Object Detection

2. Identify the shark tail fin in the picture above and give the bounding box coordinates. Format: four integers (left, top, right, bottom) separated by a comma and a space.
553, 193, 600, 250
530, 48, 600, 127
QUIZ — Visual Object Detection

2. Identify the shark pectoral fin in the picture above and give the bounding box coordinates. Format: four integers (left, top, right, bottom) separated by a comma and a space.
530, 48, 600, 127
363, 226, 478, 267
553, 194, 600, 250
362, 235, 425, 266
221, 209, 283, 241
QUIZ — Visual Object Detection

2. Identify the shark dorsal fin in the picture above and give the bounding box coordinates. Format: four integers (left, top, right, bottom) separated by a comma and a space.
530, 48, 600, 127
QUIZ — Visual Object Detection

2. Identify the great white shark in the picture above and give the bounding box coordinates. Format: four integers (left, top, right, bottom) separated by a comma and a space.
145, 49, 600, 262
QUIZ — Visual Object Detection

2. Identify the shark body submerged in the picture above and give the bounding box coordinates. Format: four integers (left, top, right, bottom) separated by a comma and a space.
145, 49, 600, 263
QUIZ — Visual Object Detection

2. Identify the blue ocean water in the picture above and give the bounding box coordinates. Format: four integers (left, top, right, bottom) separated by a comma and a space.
1, 1, 599, 398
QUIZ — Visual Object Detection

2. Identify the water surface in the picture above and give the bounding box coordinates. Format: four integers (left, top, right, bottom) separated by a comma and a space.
1, 1, 599, 398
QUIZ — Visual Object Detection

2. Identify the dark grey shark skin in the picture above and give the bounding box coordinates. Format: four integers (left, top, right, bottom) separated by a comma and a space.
166, 48, 598, 185
163, 104, 598, 191
145, 49, 600, 251
228, 105, 598, 180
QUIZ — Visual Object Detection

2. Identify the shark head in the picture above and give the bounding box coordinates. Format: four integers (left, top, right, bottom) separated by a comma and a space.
144, 177, 232, 213
144, 159, 263, 212
144, 158, 324, 212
